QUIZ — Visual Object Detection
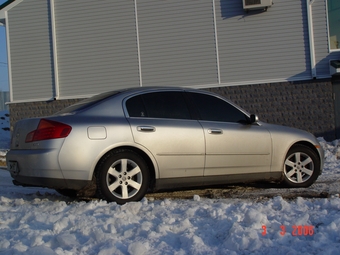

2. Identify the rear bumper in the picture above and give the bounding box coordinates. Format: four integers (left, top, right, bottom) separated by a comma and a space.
6, 148, 88, 189
11, 175, 90, 190
6, 148, 63, 178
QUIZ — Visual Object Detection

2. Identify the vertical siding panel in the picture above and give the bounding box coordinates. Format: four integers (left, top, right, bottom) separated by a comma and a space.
216, 0, 311, 83
137, 0, 218, 87
8, 0, 54, 101
55, 0, 139, 97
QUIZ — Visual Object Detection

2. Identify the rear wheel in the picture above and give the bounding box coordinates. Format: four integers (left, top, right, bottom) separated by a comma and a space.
282, 145, 320, 188
96, 149, 150, 204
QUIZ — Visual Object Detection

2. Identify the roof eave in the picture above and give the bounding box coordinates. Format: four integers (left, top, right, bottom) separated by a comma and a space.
0, 0, 16, 10
0, 0, 24, 24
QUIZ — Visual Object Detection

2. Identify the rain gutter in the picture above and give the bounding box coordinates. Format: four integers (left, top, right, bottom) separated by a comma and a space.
49, 0, 59, 100
307, 0, 317, 78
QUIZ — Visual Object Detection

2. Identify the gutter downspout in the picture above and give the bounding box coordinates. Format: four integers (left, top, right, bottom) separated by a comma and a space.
213, 0, 221, 85
49, 0, 60, 100
134, 0, 142, 87
307, 0, 317, 78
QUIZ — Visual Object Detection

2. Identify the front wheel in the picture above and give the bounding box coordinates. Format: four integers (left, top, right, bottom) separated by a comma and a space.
96, 149, 150, 204
282, 145, 320, 188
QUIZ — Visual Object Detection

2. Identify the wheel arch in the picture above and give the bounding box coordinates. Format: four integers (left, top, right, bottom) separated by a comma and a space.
272, 139, 323, 180
290, 141, 321, 162
93, 145, 157, 189
281, 141, 322, 187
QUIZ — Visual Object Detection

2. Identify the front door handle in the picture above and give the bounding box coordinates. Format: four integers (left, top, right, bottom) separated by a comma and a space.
208, 128, 223, 134
137, 126, 156, 132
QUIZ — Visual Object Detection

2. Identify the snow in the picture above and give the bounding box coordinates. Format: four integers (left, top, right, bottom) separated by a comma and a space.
0, 111, 340, 254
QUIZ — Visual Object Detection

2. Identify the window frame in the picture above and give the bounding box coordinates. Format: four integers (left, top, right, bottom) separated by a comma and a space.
327, 0, 340, 52
124, 89, 253, 124
124, 90, 193, 120
186, 91, 250, 124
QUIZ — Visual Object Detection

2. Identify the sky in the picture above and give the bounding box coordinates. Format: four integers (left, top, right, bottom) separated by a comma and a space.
0, 0, 9, 92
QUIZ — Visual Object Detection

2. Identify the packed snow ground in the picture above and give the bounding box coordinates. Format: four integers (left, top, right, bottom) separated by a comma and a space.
0, 111, 340, 254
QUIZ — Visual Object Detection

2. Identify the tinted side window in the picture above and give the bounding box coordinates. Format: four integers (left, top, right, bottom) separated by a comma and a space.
189, 92, 248, 123
126, 95, 147, 117
126, 92, 191, 119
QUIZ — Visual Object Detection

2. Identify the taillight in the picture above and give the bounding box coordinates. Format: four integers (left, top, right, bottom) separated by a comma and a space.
25, 119, 72, 143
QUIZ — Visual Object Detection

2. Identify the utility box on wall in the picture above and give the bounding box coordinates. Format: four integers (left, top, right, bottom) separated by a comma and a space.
243, 0, 273, 11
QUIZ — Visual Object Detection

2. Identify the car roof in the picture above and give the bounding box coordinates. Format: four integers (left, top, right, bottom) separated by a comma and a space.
107, 86, 216, 97
116, 86, 187, 94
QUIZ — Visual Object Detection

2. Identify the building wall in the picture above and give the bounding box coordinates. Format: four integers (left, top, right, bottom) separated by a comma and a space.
3, 0, 340, 140
9, 98, 81, 126
137, 0, 218, 87
7, 0, 55, 101
216, 0, 311, 83
5, 0, 340, 102
54, 0, 140, 97
9, 79, 336, 141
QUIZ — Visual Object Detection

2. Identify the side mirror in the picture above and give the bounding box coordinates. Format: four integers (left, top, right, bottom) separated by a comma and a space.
249, 114, 259, 124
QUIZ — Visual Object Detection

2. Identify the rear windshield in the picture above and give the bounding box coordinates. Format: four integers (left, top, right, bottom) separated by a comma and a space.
54, 91, 120, 115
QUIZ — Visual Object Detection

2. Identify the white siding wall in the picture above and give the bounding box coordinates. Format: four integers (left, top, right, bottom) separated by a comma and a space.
5, 0, 340, 101
216, 0, 311, 84
54, 0, 140, 97
8, 0, 54, 101
137, 0, 218, 87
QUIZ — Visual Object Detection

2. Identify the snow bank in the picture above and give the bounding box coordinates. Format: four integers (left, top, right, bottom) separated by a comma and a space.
0, 186, 340, 255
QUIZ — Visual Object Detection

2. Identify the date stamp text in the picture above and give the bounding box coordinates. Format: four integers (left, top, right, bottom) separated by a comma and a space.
262, 225, 315, 236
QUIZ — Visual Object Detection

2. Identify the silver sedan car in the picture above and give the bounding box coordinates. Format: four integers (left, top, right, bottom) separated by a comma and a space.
7, 87, 324, 204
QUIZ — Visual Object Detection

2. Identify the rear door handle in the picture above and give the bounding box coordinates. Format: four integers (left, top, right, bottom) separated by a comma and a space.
208, 128, 223, 134
137, 126, 156, 132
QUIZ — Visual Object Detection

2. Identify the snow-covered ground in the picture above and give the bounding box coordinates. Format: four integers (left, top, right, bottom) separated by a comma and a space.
0, 111, 340, 255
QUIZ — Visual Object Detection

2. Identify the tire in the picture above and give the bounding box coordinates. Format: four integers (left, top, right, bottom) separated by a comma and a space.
96, 149, 150, 204
282, 145, 320, 188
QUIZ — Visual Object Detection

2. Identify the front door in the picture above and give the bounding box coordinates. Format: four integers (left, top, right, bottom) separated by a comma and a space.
199, 121, 271, 175
187, 91, 272, 176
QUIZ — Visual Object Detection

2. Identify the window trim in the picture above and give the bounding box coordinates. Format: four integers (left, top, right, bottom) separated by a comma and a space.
327, 0, 340, 52
124, 89, 254, 124
186, 91, 251, 124
124, 90, 193, 120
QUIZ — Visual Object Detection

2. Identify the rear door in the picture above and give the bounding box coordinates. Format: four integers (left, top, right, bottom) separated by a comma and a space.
187, 91, 272, 176
125, 91, 205, 178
